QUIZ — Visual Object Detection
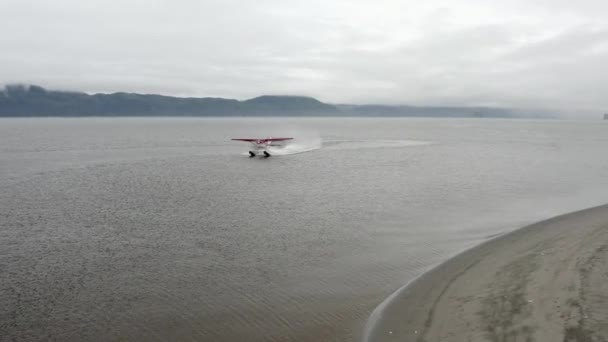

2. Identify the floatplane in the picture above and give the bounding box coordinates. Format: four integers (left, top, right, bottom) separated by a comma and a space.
231, 137, 293, 157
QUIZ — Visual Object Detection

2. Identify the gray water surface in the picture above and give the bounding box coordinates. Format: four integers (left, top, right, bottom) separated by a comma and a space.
2, 118, 608, 341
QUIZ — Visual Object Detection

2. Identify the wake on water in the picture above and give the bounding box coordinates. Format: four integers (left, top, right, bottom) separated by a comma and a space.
266, 140, 322, 156
323, 139, 431, 150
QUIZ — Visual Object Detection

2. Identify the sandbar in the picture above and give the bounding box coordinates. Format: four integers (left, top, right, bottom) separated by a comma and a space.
365, 204, 608, 342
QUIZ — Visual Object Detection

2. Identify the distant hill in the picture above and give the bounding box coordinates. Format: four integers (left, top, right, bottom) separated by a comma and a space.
335, 104, 512, 118
0, 85, 336, 117
242, 95, 338, 115
0, 84, 518, 118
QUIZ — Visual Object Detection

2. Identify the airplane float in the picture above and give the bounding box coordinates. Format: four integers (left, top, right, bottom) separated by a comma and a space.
231, 137, 293, 157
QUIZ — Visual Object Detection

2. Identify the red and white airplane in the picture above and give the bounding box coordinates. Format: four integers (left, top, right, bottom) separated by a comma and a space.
231, 137, 294, 157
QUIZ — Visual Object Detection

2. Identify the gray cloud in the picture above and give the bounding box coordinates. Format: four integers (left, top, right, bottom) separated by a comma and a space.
1, 0, 607, 113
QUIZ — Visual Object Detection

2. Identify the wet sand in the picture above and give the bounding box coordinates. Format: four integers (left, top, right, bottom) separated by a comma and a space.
365, 204, 608, 342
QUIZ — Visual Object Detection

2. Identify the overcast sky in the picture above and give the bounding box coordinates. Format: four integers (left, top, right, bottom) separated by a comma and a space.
1, 0, 607, 111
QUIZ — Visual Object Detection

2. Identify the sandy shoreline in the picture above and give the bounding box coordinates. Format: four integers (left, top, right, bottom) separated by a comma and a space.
364, 204, 608, 342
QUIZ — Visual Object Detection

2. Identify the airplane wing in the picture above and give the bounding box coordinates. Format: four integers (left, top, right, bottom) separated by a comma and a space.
231, 138, 293, 142
263, 138, 293, 142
